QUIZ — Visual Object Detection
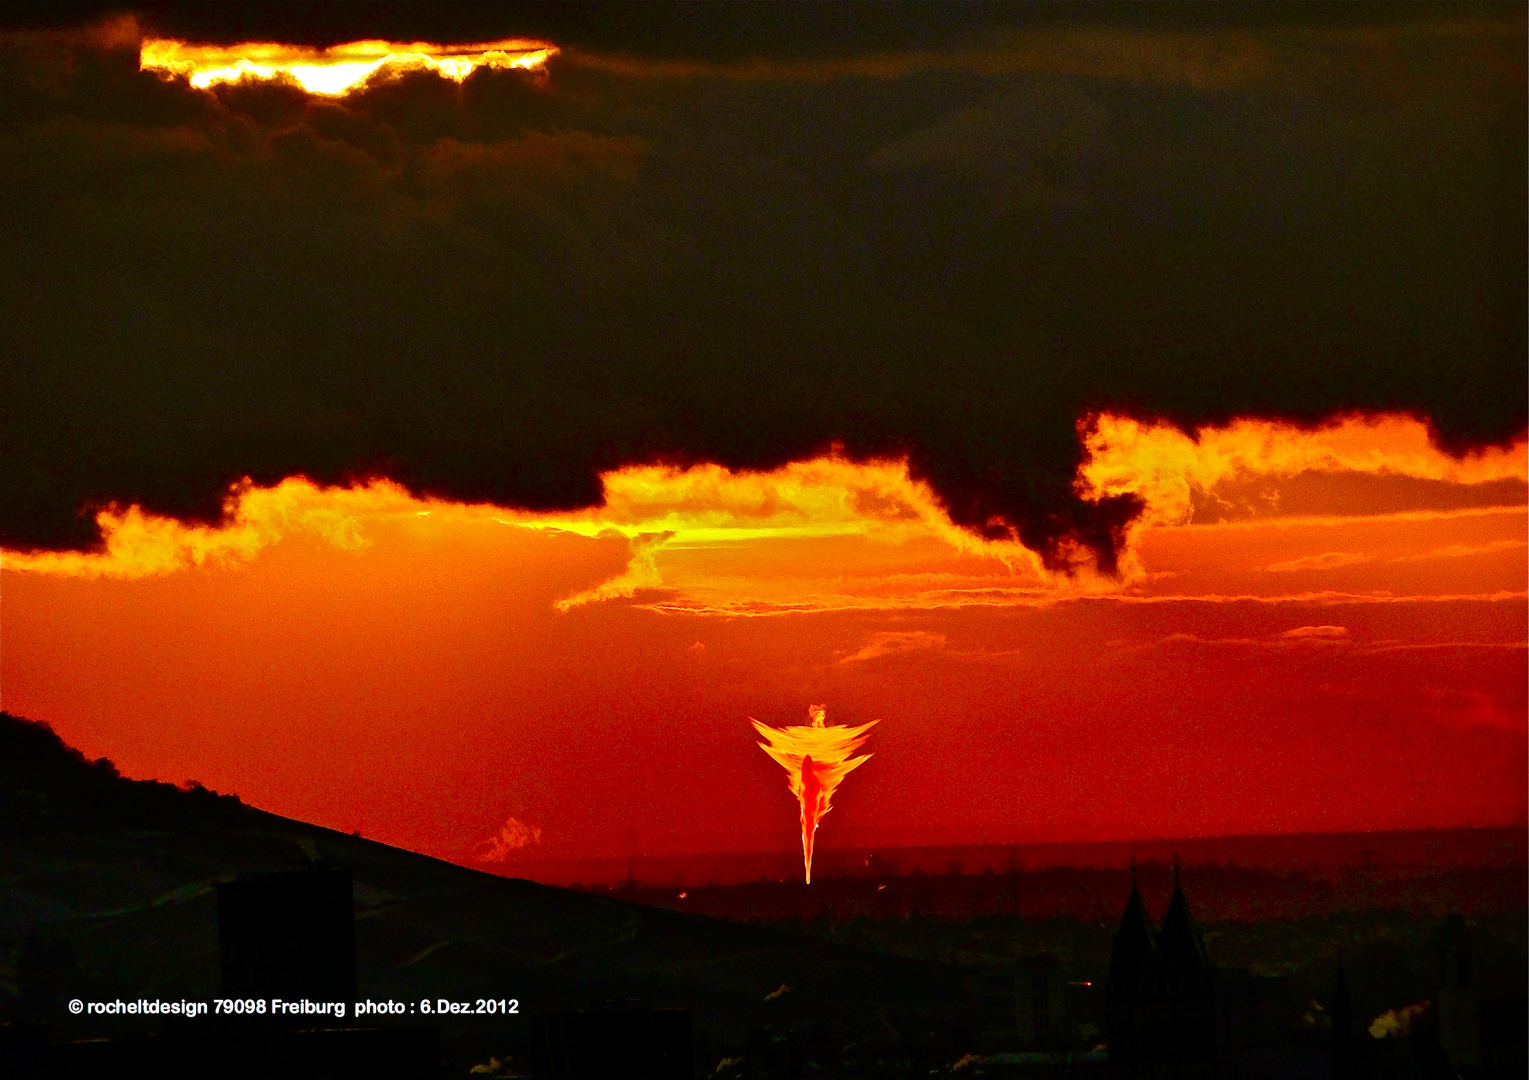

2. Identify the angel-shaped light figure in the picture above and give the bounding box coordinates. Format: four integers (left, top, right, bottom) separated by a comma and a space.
751, 704, 877, 883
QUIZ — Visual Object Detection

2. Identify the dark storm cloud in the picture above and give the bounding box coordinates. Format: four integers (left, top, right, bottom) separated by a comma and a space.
0, 5, 1523, 571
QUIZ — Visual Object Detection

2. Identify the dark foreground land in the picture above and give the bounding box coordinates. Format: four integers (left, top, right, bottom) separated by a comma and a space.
1, 710, 1524, 1079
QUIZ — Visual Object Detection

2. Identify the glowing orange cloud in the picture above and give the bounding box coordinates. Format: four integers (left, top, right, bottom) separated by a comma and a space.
473, 817, 544, 862
536, 455, 1046, 607
1080, 413, 1528, 529
752, 705, 877, 883
139, 37, 557, 97
3, 414, 1521, 613
1, 479, 406, 578
0, 456, 1044, 584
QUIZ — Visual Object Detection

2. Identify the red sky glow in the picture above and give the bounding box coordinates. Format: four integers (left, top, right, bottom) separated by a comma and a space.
3, 413, 1523, 876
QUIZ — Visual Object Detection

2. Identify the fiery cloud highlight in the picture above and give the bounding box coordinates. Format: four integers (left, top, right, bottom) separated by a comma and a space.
527, 457, 1017, 553
473, 817, 544, 862
139, 38, 557, 97
0, 479, 389, 578
752, 706, 877, 883
1080, 414, 1528, 531
840, 631, 948, 664
0, 455, 1044, 583
3, 414, 1522, 622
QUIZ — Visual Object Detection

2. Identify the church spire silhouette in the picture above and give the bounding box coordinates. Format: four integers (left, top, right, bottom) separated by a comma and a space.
1107, 859, 1215, 1079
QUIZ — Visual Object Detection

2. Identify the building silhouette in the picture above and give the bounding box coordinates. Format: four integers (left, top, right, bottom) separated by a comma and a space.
1106, 859, 1216, 1080
1435, 912, 1481, 1072
4, 863, 442, 1079
217, 863, 357, 1005
525, 1005, 692, 1079
1331, 958, 1359, 1080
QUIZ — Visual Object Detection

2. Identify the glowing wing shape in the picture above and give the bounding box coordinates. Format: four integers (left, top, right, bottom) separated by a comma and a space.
751, 705, 876, 883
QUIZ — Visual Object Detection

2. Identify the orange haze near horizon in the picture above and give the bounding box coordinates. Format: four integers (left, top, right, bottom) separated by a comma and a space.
2, 413, 1525, 876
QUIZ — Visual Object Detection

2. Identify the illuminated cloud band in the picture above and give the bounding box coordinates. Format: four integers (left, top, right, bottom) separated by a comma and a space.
139, 38, 557, 96
3, 414, 1523, 614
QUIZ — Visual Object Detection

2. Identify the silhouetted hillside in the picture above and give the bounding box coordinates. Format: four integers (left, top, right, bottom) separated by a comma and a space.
0, 712, 981, 1074
0, 712, 250, 837
2, 712, 1523, 1077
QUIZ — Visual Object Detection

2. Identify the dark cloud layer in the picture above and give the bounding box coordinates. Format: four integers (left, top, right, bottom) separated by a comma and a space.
0, 5, 1523, 570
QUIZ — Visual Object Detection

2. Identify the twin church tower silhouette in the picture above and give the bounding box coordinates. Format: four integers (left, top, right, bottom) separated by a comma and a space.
1106, 858, 1217, 1080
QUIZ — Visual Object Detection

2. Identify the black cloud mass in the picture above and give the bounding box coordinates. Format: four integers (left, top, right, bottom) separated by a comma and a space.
1, 3, 1523, 570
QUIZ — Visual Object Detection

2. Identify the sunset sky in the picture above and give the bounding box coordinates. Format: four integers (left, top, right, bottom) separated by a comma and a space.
1, 3, 1523, 876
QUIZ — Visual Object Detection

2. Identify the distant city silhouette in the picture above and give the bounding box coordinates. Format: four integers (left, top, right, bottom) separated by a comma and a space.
1102, 863, 1523, 1080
